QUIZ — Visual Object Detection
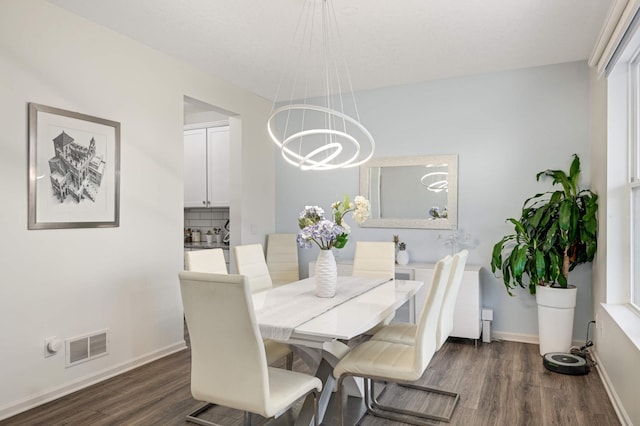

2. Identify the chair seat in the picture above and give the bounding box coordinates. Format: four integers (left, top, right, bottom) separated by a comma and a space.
265, 367, 322, 418
333, 340, 422, 383
370, 322, 416, 345
264, 339, 292, 366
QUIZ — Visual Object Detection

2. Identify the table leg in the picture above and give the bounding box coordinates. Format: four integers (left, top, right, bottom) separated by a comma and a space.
409, 295, 416, 324
293, 340, 365, 425
295, 357, 333, 425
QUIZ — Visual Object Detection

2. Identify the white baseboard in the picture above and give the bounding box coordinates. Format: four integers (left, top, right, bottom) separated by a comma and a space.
491, 331, 539, 344
592, 350, 632, 426
490, 331, 586, 349
0, 340, 187, 421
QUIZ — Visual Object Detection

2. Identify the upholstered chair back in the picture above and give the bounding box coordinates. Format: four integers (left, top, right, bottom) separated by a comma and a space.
436, 250, 469, 350
184, 248, 228, 274
179, 272, 270, 415
234, 244, 273, 293
266, 233, 299, 285
413, 255, 452, 374
352, 241, 396, 279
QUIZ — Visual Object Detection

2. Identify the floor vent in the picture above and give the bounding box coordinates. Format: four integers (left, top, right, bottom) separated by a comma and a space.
65, 329, 109, 367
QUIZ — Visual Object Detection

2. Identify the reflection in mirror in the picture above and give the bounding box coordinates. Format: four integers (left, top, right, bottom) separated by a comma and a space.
360, 155, 458, 229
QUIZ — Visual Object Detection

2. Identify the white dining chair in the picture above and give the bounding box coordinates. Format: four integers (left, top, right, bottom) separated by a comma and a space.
234, 244, 273, 293
333, 255, 455, 426
266, 233, 299, 286
186, 247, 292, 370
184, 249, 228, 274
352, 241, 396, 333
179, 271, 322, 425
435, 249, 468, 349
370, 249, 469, 350
352, 241, 396, 279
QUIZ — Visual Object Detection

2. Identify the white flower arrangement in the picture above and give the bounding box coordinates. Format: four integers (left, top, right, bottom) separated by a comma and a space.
297, 195, 370, 250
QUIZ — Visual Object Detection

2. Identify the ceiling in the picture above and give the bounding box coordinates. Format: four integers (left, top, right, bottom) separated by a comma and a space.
49, 0, 613, 102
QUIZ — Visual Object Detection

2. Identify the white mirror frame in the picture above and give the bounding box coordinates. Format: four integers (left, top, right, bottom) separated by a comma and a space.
359, 155, 458, 229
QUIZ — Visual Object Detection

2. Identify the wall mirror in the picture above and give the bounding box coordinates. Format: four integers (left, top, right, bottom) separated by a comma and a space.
359, 155, 458, 229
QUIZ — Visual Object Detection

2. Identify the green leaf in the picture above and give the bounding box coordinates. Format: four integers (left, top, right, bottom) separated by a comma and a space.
491, 241, 504, 272
529, 207, 545, 228
569, 154, 580, 191
548, 252, 561, 284
557, 272, 568, 288
542, 221, 558, 250
508, 218, 526, 236
511, 246, 528, 281
333, 233, 349, 249
535, 250, 546, 280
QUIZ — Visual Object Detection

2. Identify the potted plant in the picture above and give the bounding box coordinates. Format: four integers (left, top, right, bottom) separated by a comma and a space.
396, 242, 409, 265
490, 154, 598, 355
213, 227, 222, 244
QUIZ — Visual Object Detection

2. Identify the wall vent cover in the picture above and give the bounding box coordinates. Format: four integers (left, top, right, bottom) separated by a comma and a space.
65, 329, 109, 368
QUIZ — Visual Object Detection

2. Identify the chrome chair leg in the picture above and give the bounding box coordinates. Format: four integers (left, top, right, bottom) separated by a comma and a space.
186, 390, 320, 426
186, 403, 221, 426
337, 373, 459, 426
370, 379, 460, 423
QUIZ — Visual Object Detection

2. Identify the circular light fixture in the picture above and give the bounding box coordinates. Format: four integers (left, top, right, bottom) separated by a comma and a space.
268, 104, 374, 171
267, 0, 375, 171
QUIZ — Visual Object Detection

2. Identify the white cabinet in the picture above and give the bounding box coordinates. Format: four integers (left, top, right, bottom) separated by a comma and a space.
184, 126, 230, 207
309, 260, 482, 340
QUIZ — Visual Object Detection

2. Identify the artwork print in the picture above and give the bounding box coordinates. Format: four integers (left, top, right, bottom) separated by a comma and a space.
28, 103, 120, 229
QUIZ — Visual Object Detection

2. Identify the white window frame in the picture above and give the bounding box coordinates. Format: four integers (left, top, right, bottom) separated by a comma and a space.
614, 21, 640, 310
628, 34, 640, 309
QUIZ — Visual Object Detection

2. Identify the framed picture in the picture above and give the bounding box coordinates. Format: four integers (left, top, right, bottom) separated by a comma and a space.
28, 103, 120, 229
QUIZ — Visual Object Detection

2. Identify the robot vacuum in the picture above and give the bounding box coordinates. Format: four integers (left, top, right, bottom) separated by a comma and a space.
542, 352, 589, 375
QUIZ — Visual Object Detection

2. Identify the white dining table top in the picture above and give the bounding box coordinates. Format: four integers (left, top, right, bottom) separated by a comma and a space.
252, 276, 424, 344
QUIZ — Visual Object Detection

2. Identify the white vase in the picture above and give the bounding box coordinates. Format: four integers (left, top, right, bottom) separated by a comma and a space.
396, 249, 409, 266
315, 250, 337, 298
205, 234, 213, 244
536, 285, 577, 355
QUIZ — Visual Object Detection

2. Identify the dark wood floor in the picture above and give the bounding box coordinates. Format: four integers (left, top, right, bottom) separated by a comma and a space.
2, 334, 620, 426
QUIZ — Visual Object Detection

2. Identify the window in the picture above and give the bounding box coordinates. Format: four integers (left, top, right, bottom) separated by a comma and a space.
607, 10, 640, 310
630, 43, 640, 308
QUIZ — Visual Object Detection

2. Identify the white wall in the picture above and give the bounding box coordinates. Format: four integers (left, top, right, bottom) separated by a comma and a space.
0, 0, 274, 418
276, 61, 594, 343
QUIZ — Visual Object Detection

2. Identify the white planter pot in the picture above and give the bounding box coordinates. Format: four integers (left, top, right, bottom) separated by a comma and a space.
535, 285, 577, 356
396, 250, 409, 266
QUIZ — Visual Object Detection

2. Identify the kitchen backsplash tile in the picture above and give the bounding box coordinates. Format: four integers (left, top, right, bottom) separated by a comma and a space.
184, 207, 229, 236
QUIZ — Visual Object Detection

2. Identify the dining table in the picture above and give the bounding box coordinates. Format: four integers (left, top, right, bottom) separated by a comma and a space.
252, 275, 424, 425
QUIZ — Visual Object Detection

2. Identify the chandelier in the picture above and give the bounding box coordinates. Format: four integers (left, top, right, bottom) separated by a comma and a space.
267, 0, 375, 171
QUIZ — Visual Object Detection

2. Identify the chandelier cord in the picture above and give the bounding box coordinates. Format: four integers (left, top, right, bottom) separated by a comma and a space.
267, 0, 375, 170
